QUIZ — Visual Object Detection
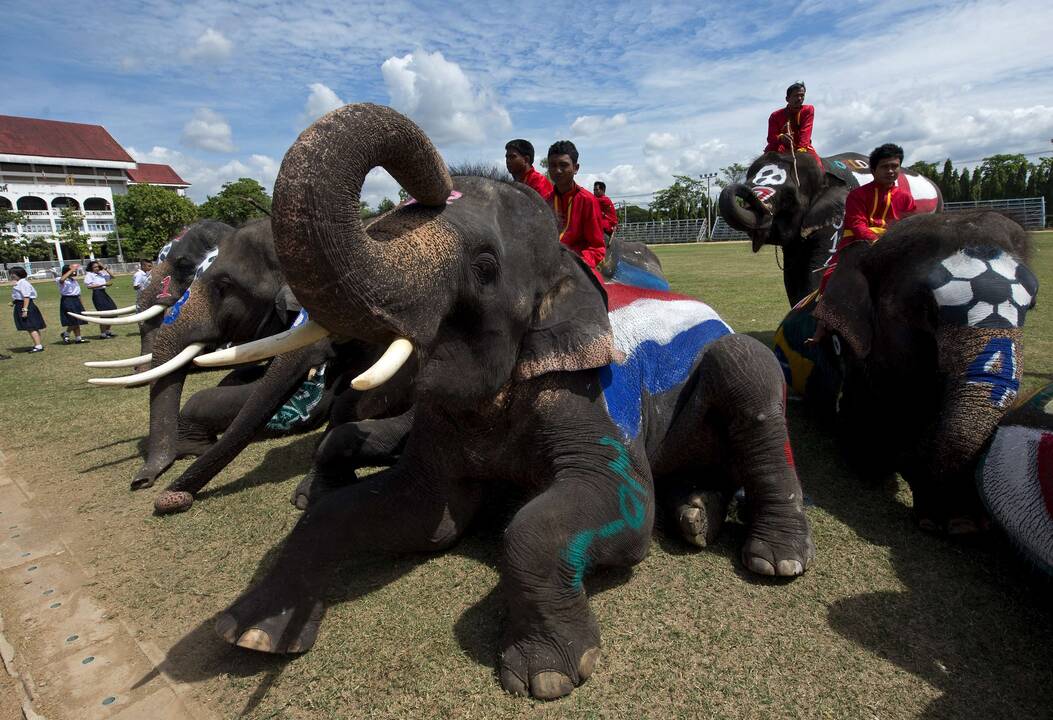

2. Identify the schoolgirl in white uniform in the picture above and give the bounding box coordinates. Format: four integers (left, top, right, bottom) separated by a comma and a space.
9, 267, 45, 352
56, 264, 89, 344
84, 260, 116, 339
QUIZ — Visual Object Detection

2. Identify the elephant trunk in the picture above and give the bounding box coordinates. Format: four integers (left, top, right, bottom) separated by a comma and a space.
272, 103, 454, 344
719, 183, 772, 233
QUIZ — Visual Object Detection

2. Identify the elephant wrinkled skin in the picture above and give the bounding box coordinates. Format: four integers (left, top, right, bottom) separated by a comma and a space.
213, 104, 814, 701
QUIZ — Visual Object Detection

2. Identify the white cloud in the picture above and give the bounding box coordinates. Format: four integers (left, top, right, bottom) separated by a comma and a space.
361, 167, 403, 209
570, 113, 628, 137
128, 145, 278, 202
303, 83, 345, 123
381, 49, 511, 145
181, 108, 235, 153
185, 28, 232, 63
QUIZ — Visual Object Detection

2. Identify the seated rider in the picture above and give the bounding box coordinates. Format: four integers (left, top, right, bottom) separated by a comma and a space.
818, 143, 917, 292
765, 81, 821, 169
505, 139, 554, 199
546, 140, 606, 270
593, 181, 619, 243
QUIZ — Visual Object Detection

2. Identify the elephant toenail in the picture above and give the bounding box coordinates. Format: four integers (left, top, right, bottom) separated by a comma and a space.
775, 559, 804, 576
578, 647, 601, 680
500, 668, 529, 697
236, 628, 275, 653
746, 555, 776, 576
214, 614, 239, 643
531, 671, 574, 700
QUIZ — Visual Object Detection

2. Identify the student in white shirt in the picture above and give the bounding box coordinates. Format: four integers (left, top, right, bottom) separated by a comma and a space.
132, 258, 153, 298
9, 267, 45, 352
84, 260, 117, 339
56, 264, 89, 344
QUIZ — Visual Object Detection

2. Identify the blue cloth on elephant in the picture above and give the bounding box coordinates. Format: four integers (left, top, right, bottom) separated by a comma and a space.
772, 292, 843, 414
267, 364, 327, 432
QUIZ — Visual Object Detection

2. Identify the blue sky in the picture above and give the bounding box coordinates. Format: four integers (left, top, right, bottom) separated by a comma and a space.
5, 0, 1052, 206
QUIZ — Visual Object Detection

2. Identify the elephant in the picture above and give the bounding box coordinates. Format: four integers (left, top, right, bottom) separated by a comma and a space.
76, 220, 233, 365
976, 381, 1053, 575
719, 151, 942, 306
211, 103, 813, 701
802, 211, 1038, 532
596, 234, 669, 291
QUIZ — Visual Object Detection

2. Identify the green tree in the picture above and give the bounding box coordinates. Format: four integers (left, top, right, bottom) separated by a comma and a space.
376, 197, 396, 214
715, 163, 748, 190
650, 175, 708, 220
0, 207, 28, 240
56, 206, 91, 257
977, 154, 1029, 201
360, 200, 375, 219
939, 159, 957, 202
114, 184, 199, 258
958, 167, 973, 201
622, 205, 652, 223
908, 160, 939, 182
198, 178, 272, 226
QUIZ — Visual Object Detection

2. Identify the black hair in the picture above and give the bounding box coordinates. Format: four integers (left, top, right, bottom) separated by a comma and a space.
88, 260, 101, 270
869, 143, 905, 170
594, 181, 606, 191
140, 257, 153, 264
10, 267, 26, 279
61, 264, 72, 275
547, 140, 579, 164
505, 139, 535, 164
786, 81, 806, 96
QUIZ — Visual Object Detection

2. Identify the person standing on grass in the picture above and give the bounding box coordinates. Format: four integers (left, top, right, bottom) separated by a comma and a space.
84, 260, 117, 339
9, 267, 45, 353
56, 264, 89, 344
546, 140, 606, 270
133, 258, 152, 299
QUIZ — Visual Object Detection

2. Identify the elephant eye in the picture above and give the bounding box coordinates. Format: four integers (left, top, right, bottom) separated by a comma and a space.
472, 251, 499, 285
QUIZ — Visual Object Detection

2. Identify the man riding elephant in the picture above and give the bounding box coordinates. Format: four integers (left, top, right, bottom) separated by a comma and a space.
719, 148, 942, 306
210, 104, 814, 701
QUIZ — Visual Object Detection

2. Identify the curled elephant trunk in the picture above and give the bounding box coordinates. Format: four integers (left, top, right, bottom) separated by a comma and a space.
272, 103, 454, 344
719, 183, 773, 233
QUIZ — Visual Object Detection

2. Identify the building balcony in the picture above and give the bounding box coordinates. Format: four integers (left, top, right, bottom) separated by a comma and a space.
84, 210, 114, 217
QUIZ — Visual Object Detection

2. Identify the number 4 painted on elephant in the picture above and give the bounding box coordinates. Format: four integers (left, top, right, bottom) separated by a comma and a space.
966, 337, 1018, 408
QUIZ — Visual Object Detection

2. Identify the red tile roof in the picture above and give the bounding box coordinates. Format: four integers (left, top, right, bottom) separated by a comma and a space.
126, 163, 190, 186
0, 115, 135, 163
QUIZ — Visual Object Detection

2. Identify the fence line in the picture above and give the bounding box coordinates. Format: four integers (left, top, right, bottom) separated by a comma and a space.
943, 196, 1046, 229
616, 218, 709, 245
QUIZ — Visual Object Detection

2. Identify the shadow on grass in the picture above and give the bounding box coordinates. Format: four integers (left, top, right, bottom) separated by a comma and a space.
193, 433, 319, 503
788, 402, 1053, 719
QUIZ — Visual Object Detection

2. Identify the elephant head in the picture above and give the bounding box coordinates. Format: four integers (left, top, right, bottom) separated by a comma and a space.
814, 211, 1039, 529
239, 103, 614, 412
77, 220, 233, 368
89, 218, 299, 489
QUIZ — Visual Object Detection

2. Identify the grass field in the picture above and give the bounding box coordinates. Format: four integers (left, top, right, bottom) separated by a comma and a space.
1, 234, 1051, 719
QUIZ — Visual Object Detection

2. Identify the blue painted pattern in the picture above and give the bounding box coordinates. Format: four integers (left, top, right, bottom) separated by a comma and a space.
610, 263, 670, 291
966, 336, 1019, 408
163, 289, 190, 326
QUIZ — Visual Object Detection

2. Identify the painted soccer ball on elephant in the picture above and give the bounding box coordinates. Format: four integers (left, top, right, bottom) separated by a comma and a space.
928, 247, 1037, 328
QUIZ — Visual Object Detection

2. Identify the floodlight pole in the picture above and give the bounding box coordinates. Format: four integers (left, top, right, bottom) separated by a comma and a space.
699, 172, 718, 241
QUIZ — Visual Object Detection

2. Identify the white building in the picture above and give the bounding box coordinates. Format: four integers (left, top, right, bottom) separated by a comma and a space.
0, 115, 189, 264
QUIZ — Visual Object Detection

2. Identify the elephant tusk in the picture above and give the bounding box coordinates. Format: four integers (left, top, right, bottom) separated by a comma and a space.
84, 353, 152, 368
69, 304, 166, 326
351, 338, 414, 391
80, 304, 139, 317
193, 320, 331, 367
88, 343, 205, 387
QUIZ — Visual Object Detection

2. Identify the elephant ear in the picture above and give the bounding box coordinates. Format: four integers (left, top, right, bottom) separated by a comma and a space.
814, 242, 873, 358
800, 187, 847, 239
515, 251, 617, 380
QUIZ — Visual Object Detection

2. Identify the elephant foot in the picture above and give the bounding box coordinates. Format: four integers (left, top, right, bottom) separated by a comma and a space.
499, 615, 600, 700
215, 584, 324, 655
154, 490, 194, 515
130, 469, 160, 490
673, 490, 728, 548
917, 513, 991, 536
741, 503, 814, 578
291, 467, 357, 511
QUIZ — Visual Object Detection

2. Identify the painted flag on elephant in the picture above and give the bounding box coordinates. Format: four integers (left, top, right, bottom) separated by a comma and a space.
600, 284, 732, 440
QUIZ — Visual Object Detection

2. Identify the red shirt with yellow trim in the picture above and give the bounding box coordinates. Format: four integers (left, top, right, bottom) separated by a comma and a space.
818, 179, 917, 292
597, 194, 619, 234
548, 183, 607, 269
765, 105, 816, 154
519, 166, 554, 200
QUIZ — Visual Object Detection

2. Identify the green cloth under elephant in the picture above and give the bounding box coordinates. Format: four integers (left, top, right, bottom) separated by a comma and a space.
267, 364, 327, 432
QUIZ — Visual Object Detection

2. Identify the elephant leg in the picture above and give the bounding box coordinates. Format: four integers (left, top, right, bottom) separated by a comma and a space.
499, 436, 653, 700
215, 466, 481, 654
700, 333, 814, 577
174, 383, 259, 458
665, 478, 731, 549
292, 411, 413, 510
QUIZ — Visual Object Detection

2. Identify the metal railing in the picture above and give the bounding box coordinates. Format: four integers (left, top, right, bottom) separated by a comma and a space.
943, 196, 1046, 229
616, 218, 709, 245
710, 217, 749, 241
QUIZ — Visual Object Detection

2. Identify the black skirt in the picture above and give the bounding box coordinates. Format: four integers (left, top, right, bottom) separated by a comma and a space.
13, 299, 46, 331
91, 287, 117, 312
59, 295, 86, 327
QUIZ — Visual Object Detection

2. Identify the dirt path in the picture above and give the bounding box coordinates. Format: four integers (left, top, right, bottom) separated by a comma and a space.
0, 450, 216, 720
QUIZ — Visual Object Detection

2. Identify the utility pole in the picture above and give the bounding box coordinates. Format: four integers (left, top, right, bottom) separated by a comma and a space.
699, 172, 718, 241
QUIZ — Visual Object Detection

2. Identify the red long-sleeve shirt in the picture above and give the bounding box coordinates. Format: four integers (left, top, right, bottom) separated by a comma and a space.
597, 194, 619, 234
765, 105, 821, 168
519, 166, 553, 200
819, 179, 917, 292
548, 184, 606, 269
